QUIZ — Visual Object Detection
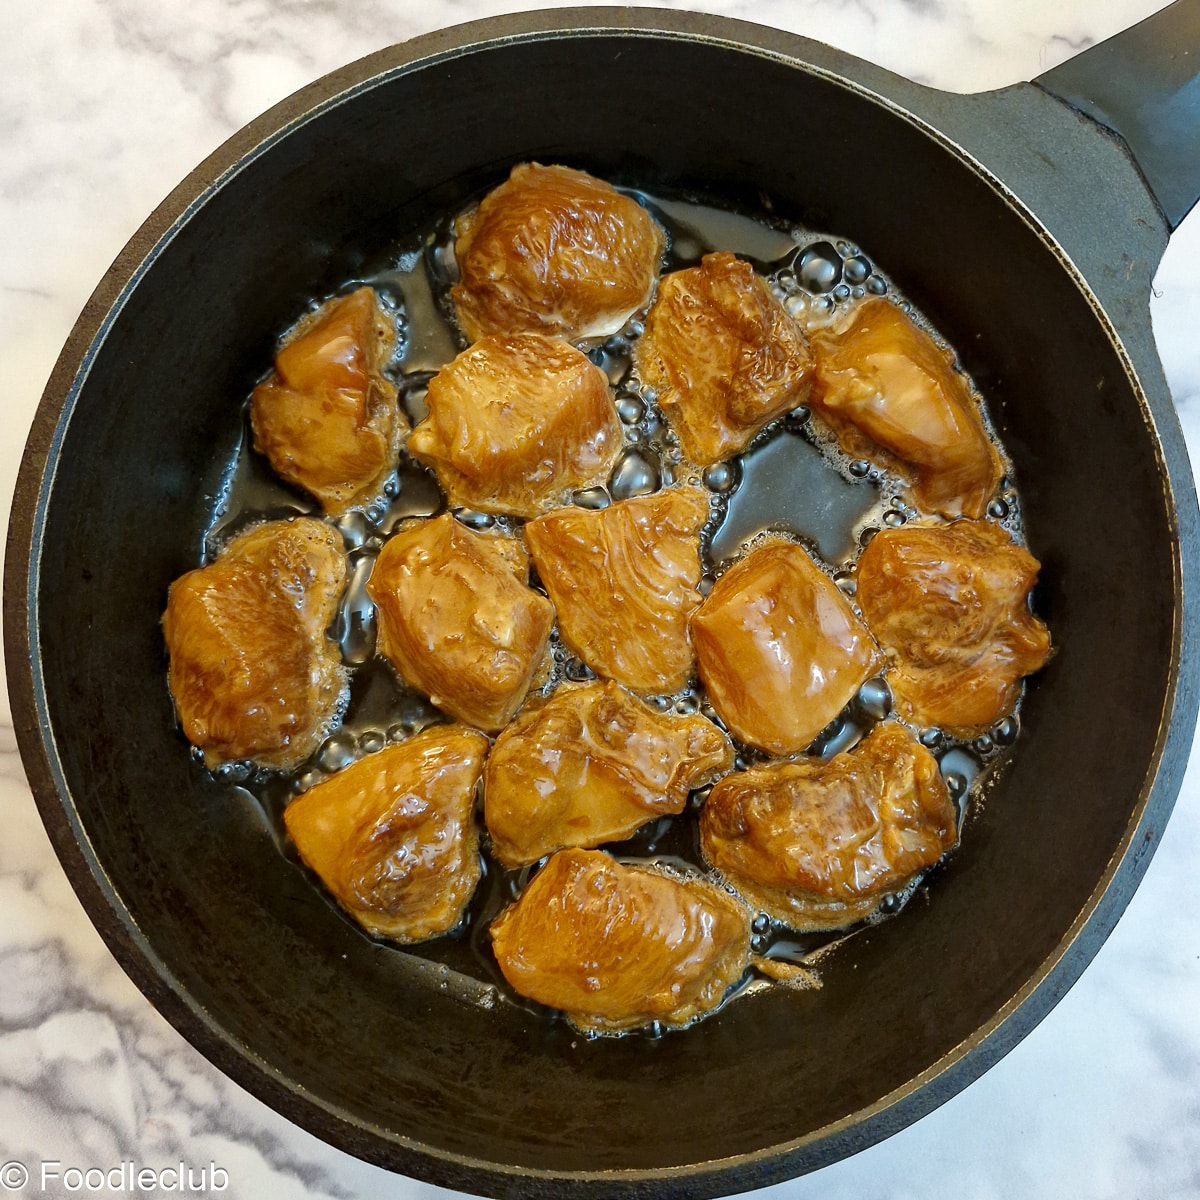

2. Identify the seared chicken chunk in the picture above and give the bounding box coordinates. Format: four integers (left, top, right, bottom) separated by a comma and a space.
408, 333, 622, 518
367, 513, 554, 733
163, 517, 348, 769
524, 487, 709, 693
634, 251, 813, 465
490, 848, 752, 1035
856, 520, 1052, 734
452, 162, 664, 342
250, 287, 404, 514
691, 540, 881, 756
484, 679, 733, 868
700, 722, 957, 931
284, 725, 489, 943
807, 297, 1003, 518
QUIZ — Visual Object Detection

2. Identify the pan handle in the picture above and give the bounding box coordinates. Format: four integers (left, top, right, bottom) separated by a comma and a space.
1034, 0, 1200, 232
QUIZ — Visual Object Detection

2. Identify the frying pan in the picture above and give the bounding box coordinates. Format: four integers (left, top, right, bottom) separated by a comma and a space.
6, 3, 1199, 1196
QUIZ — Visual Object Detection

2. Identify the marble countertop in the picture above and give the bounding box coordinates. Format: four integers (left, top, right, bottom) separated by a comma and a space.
3, 1, 1199, 1197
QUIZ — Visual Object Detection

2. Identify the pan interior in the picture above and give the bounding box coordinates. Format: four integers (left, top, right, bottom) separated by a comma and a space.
24, 29, 1178, 1188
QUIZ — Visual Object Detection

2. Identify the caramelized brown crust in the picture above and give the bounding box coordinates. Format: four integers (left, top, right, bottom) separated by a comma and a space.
407, 333, 623, 518
807, 297, 1003, 518
690, 540, 882, 756
634, 251, 813, 465
163, 518, 348, 769
524, 488, 710, 692
452, 162, 664, 342
284, 725, 489, 943
367, 513, 555, 733
484, 679, 734, 868
700, 722, 958, 931
856, 520, 1052, 735
490, 848, 752, 1034
250, 287, 404, 514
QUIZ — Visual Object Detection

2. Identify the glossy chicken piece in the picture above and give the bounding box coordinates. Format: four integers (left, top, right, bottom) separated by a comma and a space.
452, 162, 664, 342
807, 297, 1003, 518
284, 725, 489, 943
856, 520, 1052, 735
634, 251, 813, 465
690, 540, 881, 756
700, 722, 958, 931
163, 518, 348, 769
484, 679, 733, 868
367, 513, 555, 733
408, 333, 622, 518
250, 287, 404, 514
524, 487, 710, 692
490, 848, 752, 1035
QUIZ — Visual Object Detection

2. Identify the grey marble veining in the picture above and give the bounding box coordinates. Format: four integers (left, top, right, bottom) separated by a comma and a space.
2, 1, 1199, 1197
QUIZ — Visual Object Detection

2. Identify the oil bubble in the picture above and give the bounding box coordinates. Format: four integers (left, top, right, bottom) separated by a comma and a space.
573, 487, 611, 510
856, 677, 892, 720
610, 447, 661, 500
702, 460, 741, 493
843, 255, 872, 285
866, 275, 888, 295
993, 715, 1019, 745
453, 507, 494, 530
318, 732, 357, 773
920, 727, 945, 750
359, 730, 386, 755
883, 509, 907, 527
833, 284, 851, 301
987, 498, 1009, 519
797, 242, 843, 293
565, 658, 594, 682
616, 393, 645, 424
785, 294, 808, 318
849, 460, 872, 478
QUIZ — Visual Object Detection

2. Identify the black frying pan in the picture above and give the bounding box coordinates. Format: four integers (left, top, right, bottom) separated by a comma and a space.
6, 5, 1199, 1196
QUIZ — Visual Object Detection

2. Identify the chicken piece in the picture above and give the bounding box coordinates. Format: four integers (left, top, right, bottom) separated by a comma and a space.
407, 333, 622, 518
250, 287, 404, 514
490, 848, 752, 1035
284, 725, 489, 943
690, 540, 881, 756
634, 251, 813, 466
855, 520, 1052, 735
367, 513, 555, 732
484, 679, 733, 868
452, 162, 664, 342
807, 297, 1003, 518
163, 518, 348, 770
700, 722, 958, 932
524, 488, 709, 693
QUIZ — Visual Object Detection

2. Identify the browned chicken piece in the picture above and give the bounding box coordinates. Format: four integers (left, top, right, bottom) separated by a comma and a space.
855, 520, 1052, 735
700, 722, 958, 932
690, 540, 882, 756
634, 251, 813, 466
524, 487, 710, 693
452, 162, 664, 342
490, 848, 752, 1035
367, 513, 555, 733
807, 297, 1003, 518
407, 333, 623, 518
250, 287, 405, 514
284, 725, 489, 943
163, 517, 348, 769
484, 679, 733, 868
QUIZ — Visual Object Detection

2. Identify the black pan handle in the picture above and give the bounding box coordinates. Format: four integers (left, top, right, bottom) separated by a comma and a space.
1035, 0, 1200, 231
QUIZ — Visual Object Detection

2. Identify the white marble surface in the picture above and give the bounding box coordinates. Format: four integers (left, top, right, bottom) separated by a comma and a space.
3, 1, 1200, 1197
